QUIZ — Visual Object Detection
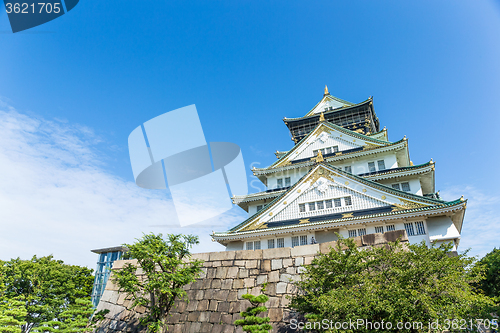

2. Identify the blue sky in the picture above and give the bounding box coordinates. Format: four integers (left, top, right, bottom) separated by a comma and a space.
0, 0, 499, 268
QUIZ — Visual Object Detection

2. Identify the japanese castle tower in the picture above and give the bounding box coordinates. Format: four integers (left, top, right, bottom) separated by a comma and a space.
212, 87, 466, 251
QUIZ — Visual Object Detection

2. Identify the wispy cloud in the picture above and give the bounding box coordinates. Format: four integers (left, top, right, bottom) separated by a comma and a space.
440, 186, 500, 259
0, 99, 246, 269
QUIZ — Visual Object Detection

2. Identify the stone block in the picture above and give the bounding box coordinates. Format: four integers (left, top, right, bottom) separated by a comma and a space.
187, 311, 199, 322
243, 278, 255, 288
202, 278, 212, 289
283, 258, 293, 267
215, 290, 230, 301
167, 312, 180, 323
216, 266, 229, 279
232, 312, 243, 322
238, 268, 249, 278
262, 247, 291, 259
100, 290, 120, 304
295, 257, 304, 266
276, 282, 287, 294
227, 290, 238, 302
210, 311, 221, 323
209, 299, 218, 311
280, 273, 293, 282
362, 233, 385, 246
200, 323, 214, 332
261, 259, 271, 271
221, 279, 233, 289
212, 260, 222, 267
190, 252, 210, 261
287, 283, 297, 293
249, 268, 260, 276
266, 283, 276, 296
286, 266, 296, 274
116, 292, 127, 305
174, 301, 187, 312
186, 300, 198, 312
199, 311, 211, 322
197, 299, 209, 311
234, 260, 245, 266
204, 289, 214, 299
212, 324, 223, 333
222, 324, 235, 333
232, 279, 244, 289
384, 229, 408, 242
268, 308, 283, 322
221, 314, 233, 324
256, 274, 268, 285
199, 267, 208, 279
268, 296, 280, 308
189, 322, 201, 333
211, 279, 222, 289
297, 266, 306, 274
206, 267, 216, 279
237, 288, 247, 299
290, 243, 320, 257
271, 259, 283, 270
203, 261, 213, 267
218, 301, 230, 312
222, 260, 234, 266
195, 289, 204, 300
229, 301, 240, 313
245, 260, 258, 268
210, 251, 236, 261
227, 266, 239, 278
268, 270, 279, 282
235, 249, 263, 260
304, 256, 314, 265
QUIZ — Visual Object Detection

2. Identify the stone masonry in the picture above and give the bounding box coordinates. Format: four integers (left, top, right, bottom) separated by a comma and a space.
96, 230, 407, 333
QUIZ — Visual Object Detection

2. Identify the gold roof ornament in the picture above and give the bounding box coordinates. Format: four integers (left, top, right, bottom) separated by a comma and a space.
410, 161, 414, 166
319, 112, 325, 122
324, 85, 330, 96
315, 150, 325, 163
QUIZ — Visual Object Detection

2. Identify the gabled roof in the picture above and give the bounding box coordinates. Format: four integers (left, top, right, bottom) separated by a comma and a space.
215, 163, 463, 240
284, 96, 372, 122
262, 120, 399, 170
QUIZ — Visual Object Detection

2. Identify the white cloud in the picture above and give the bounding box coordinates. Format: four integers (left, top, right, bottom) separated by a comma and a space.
440, 186, 500, 259
0, 99, 246, 269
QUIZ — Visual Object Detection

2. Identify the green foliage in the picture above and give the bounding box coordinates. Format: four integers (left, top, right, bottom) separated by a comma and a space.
33, 298, 108, 333
0, 256, 94, 333
290, 237, 496, 333
476, 248, 500, 299
112, 233, 203, 333
234, 283, 272, 333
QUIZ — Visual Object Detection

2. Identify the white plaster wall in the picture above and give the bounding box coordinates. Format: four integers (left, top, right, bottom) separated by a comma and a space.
266, 167, 309, 190
293, 134, 360, 161
426, 216, 460, 242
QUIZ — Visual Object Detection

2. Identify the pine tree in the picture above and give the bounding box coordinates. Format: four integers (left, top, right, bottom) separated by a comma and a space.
234, 284, 272, 333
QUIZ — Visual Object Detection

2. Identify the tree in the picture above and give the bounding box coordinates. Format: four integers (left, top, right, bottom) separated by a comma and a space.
33, 298, 108, 333
290, 237, 496, 333
0, 256, 94, 333
234, 283, 272, 333
476, 248, 500, 299
112, 233, 203, 333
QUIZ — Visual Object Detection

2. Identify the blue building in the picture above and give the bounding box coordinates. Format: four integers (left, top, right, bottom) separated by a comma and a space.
90, 246, 127, 307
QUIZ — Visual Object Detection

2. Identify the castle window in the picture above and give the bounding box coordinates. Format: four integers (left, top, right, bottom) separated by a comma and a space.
308, 202, 316, 211
377, 160, 386, 170
246, 242, 254, 250
392, 184, 400, 190
415, 221, 426, 235
277, 178, 283, 188
325, 147, 332, 154
299, 203, 306, 212
257, 205, 263, 212
292, 236, 299, 247
386, 224, 395, 232
332, 146, 339, 153
404, 222, 415, 236
300, 235, 308, 246
285, 177, 291, 187
344, 196, 352, 206
368, 162, 376, 172
325, 199, 332, 208
317, 201, 324, 209
254, 241, 261, 250
401, 182, 411, 192
268, 239, 275, 249
277, 238, 285, 248
348, 230, 357, 238
358, 228, 367, 236
344, 166, 352, 173
375, 226, 384, 234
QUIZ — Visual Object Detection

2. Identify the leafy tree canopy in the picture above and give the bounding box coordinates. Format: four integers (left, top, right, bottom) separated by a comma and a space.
112, 233, 203, 333
476, 248, 500, 299
290, 238, 496, 333
0, 256, 94, 333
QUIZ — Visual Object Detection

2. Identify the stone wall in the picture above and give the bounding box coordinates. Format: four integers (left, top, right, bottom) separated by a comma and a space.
96, 230, 407, 333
